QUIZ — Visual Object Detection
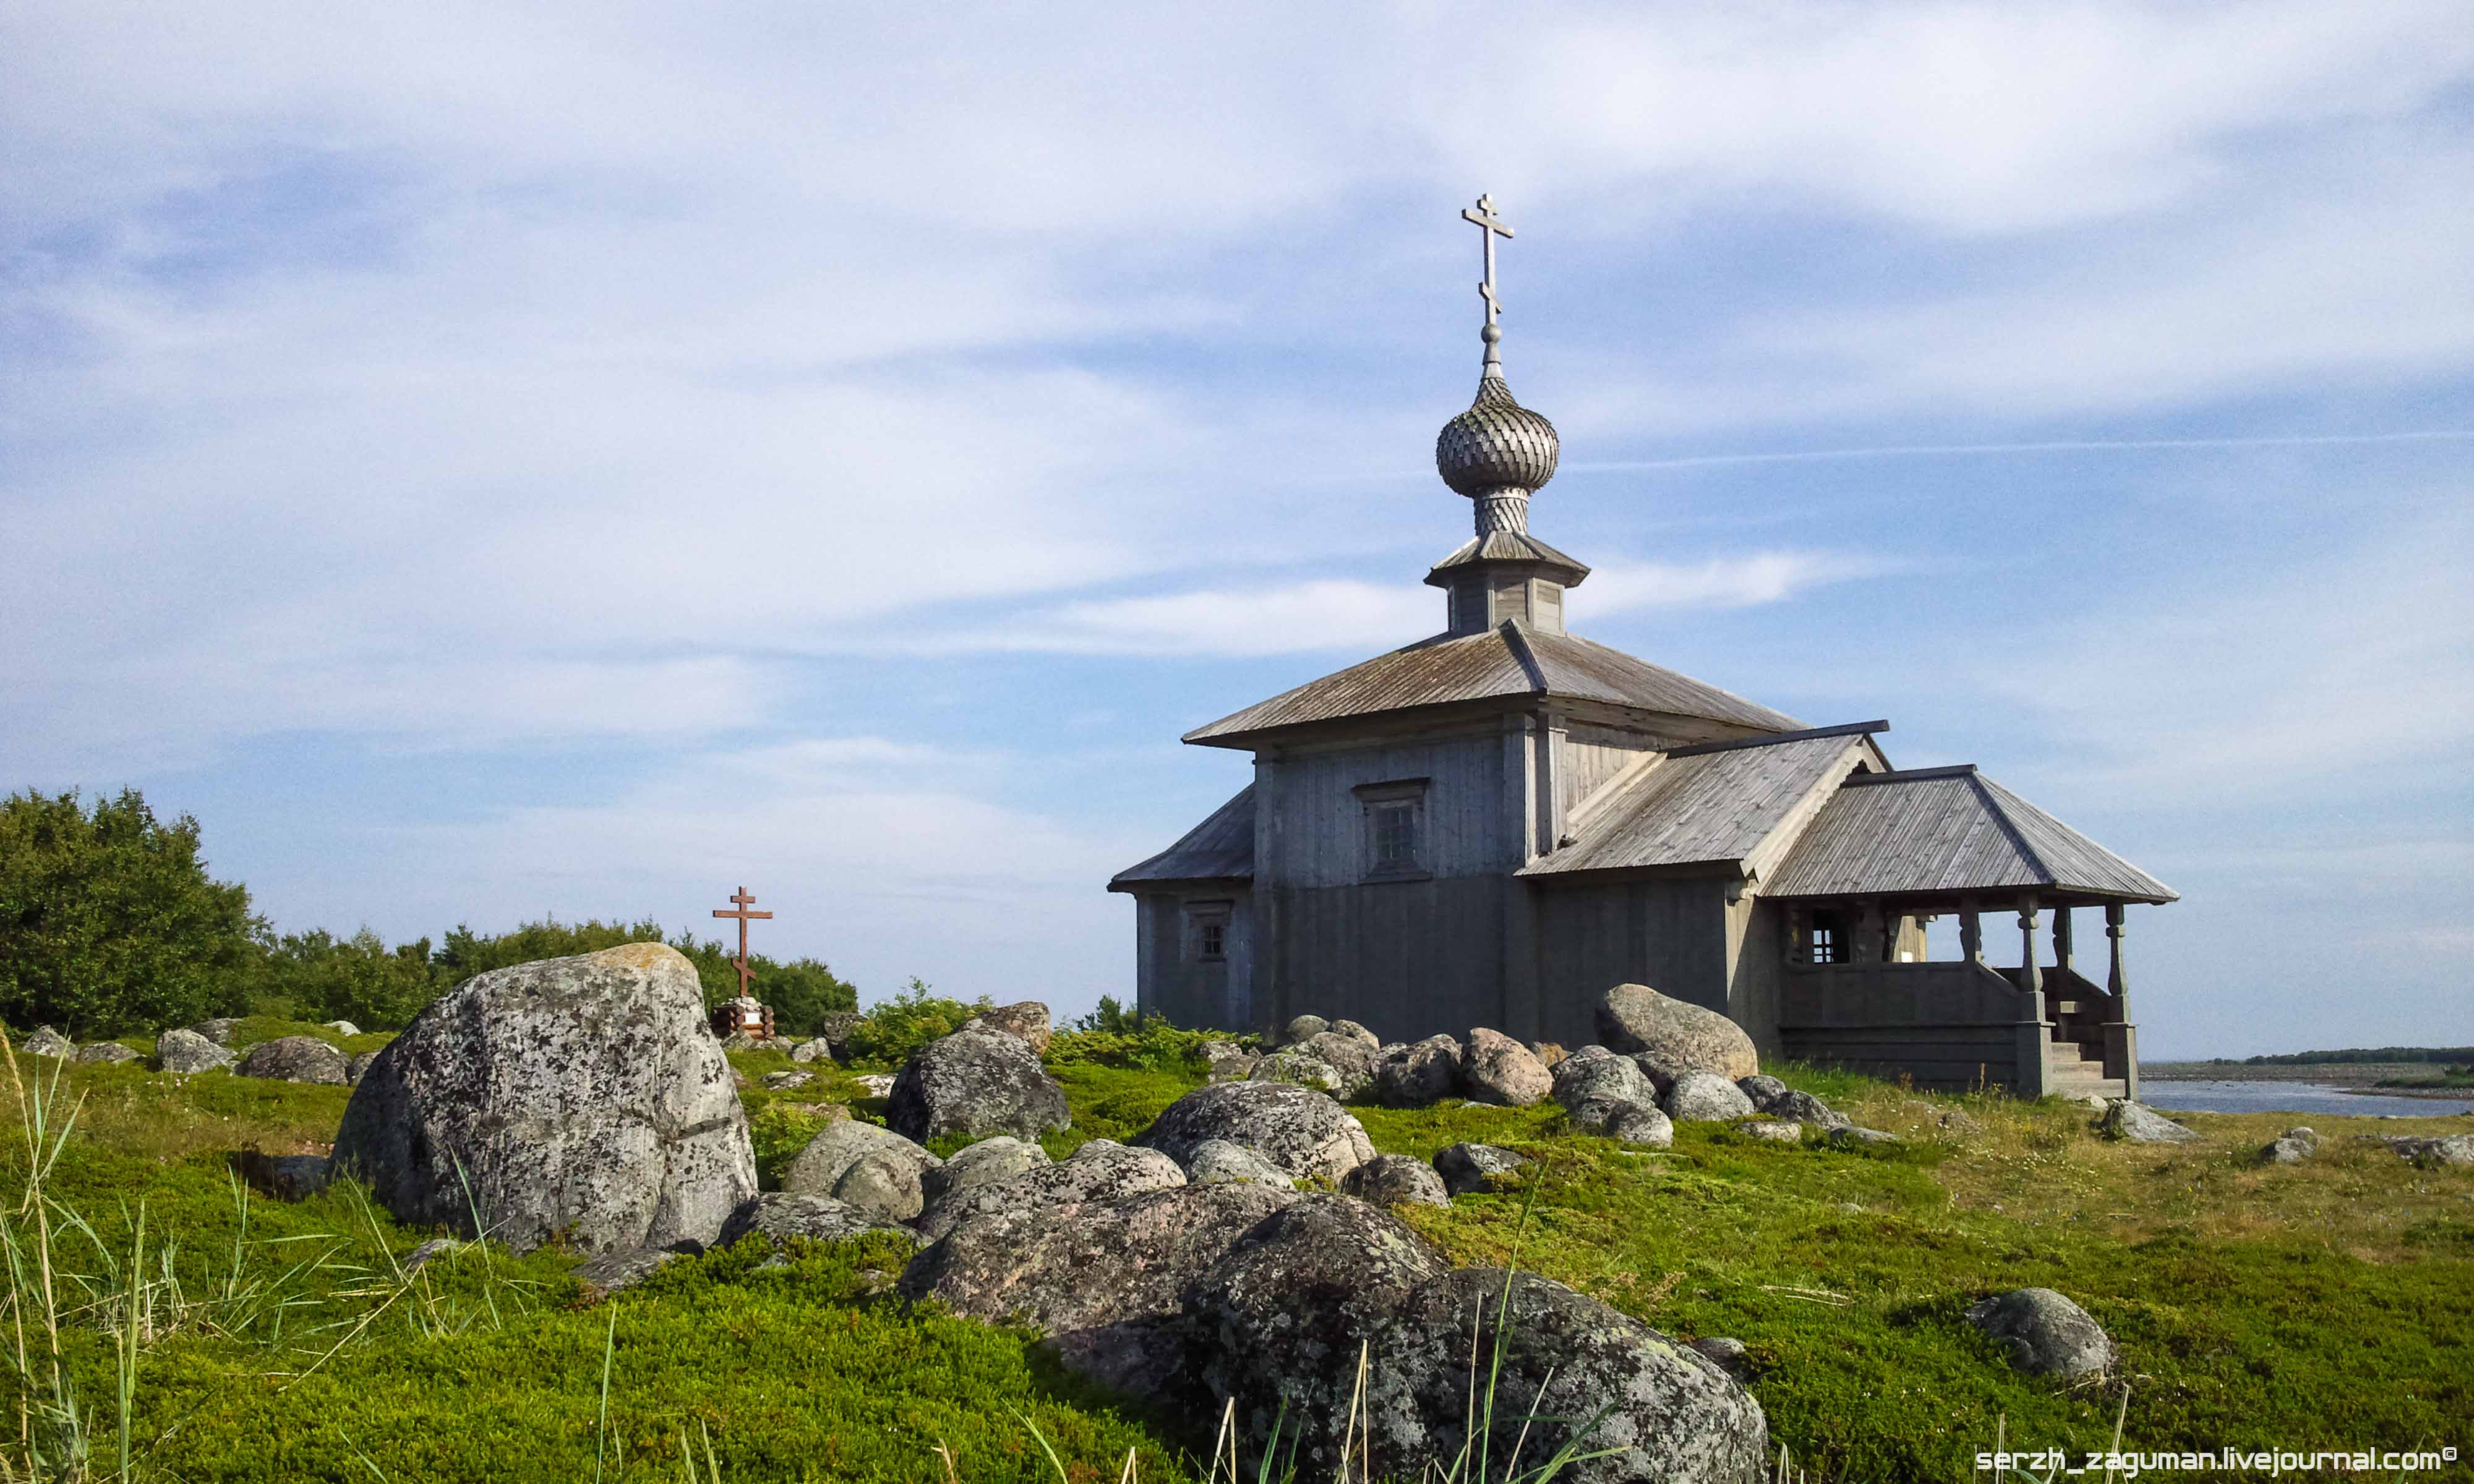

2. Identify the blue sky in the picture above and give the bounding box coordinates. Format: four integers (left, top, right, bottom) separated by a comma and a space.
4, 3, 2468, 1056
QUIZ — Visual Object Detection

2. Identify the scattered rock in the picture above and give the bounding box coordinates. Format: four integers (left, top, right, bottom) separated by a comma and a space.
2374, 1133, 2474, 1168
1629, 1054, 1688, 1098
1432, 1142, 1526, 1196
1372, 1034, 1462, 1106
2097, 1100, 2201, 1145
1552, 1046, 1661, 1131
854, 1073, 896, 1096
1739, 1081, 1849, 1131
1965, 1287, 2114, 1378
886, 1026, 1071, 1144
1327, 1018, 1381, 1049
1340, 1154, 1450, 1208
323, 1020, 361, 1036
75, 1041, 139, 1065
834, 1153, 930, 1222
1831, 1126, 1901, 1149
781, 1120, 941, 1205
1296, 1031, 1377, 1098
1690, 1336, 1749, 1375
914, 1140, 1187, 1241
332, 943, 756, 1256
237, 1036, 351, 1085
1460, 1027, 1552, 1106
573, 1245, 688, 1297
401, 1237, 462, 1274
1249, 1048, 1344, 1094
1185, 1194, 1452, 1471
1134, 1080, 1374, 1183
153, 1028, 236, 1075
1183, 1139, 1296, 1189
1604, 1104, 1676, 1148
2257, 1127, 2319, 1165
1664, 1071, 1757, 1123
187, 1018, 242, 1047
21, 1026, 73, 1059
922, 1135, 1051, 1203
1531, 1041, 1568, 1067
1737, 1120, 1802, 1144
1595, 983, 1760, 1081
347, 1051, 379, 1085
1736, 1074, 1788, 1106
959, 1000, 1053, 1055
1280, 1014, 1329, 1047
1937, 1109, 1984, 1138
763, 1070, 813, 1091
808, 1010, 864, 1061
1202, 1041, 1261, 1082
789, 1037, 834, 1064
718, 1193, 925, 1254
234, 1151, 332, 1201
717, 1031, 764, 1052
1365, 1268, 1770, 1483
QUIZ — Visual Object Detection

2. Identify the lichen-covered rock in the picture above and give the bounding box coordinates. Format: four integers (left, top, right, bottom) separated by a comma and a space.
1460, 1027, 1552, 1106
2257, 1127, 2319, 1165
1184, 1195, 1450, 1472
1328, 1018, 1380, 1049
1756, 1087, 1849, 1132
1606, 1104, 1676, 1148
1281, 1014, 1329, 1047
1531, 1041, 1568, 1067
1596, 984, 1759, 1081
2097, 1100, 2200, 1145
1339, 1154, 1449, 1208
1184, 1139, 1296, 1189
810, 1010, 864, 1060
22, 1026, 73, 1059
1201, 1041, 1260, 1083
153, 1028, 236, 1074
75, 1041, 139, 1065
719, 1192, 924, 1253
187, 1018, 242, 1047
1665, 1071, 1757, 1122
780, 1120, 941, 1205
2376, 1133, 2474, 1167
1297, 1031, 1377, 1098
959, 1000, 1053, 1055
573, 1244, 688, 1297
332, 943, 756, 1256
887, 1026, 1071, 1144
834, 1153, 928, 1222
1374, 1034, 1462, 1106
238, 1035, 351, 1085
1134, 1080, 1374, 1183
1552, 1047, 1660, 1131
763, 1069, 813, 1091
1830, 1125, 1900, 1149
922, 1135, 1051, 1203
1364, 1268, 1768, 1483
1736, 1074, 1788, 1107
1629, 1053, 1688, 1098
914, 1140, 1186, 1241
347, 1051, 379, 1085
1249, 1048, 1344, 1094
1690, 1336, 1749, 1375
854, 1072, 896, 1096
1738, 1120, 1802, 1143
1432, 1142, 1526, 1196
1965, 1287, 2113, 1378
789, 1036, 834, 1064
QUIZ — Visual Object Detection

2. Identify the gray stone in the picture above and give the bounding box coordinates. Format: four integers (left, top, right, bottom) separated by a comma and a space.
1184, 1194, 1450, 1472
1339, 1154, 1449, 1208
1328, 1018, 1381, 1049
780, 1119, 941, 1203
1553, 1047, 1661, 1132
1937, 1109, 1984, 1138
959, 1000, 1052, 1055
1249, 1048, 1343, 1094
323, 1020, 361, 1036
1736, 1075, 1788, 1107
2376, 1133, 2474, 1168
2097, 1100, 2201, 1145
153, 1028, 236, 1075
1665, 1071, 1757, 1123
809, 1010, 864, 1060
1133, 1080, 1374, 1183
833, 1153, 927, 1222
75, 1041, 139, 1065
347, 1051, 379, 1085
2257, 1127, 2319, 1165
854, 1072, 896, 1096
1296, 1031, 1378, 1098
718, 1192, 925, 1253
789, 1036, 835, 1064
763, 1069, 814, 1091
1738, 1120, 1802, 1144
888, 1026, 1071, 1145
1629, 1053, 1689, 1098
237, 1036, 351, 1085
717, 1031, 763, 1052
573, 1245, 688, 1296
1690, 1336, 1749, 1375
236, 1150, 333, 1201
22, 1027, 73, 1059
1373, 1034, 1462, 1106
1432, 1141, 1526, 1196
1596, 984, 1760, 1081
1965, 1287, 2114, 1379
332, 943, 756, 1257
1033, 1318, 1198, 1409
1460, 1027, 1551, 1107
1605, 1104, 1676, 1148
1202, 1040, 1260, 1083
401, 1237, 462, 1274
914, 1139, 1186, 1241
1831, 1125, 1901, 1149
1280, 1014, 1329, 1047
922, 1135, 1051, 1203
1364, 1268, 1769, 1483
187, 1018, 242, 1047
1765, 1088, 1849, 1132
1183, 1139, 1296, 1189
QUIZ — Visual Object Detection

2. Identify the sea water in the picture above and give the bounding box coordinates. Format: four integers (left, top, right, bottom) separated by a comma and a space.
2138, 1079, 2474, 1118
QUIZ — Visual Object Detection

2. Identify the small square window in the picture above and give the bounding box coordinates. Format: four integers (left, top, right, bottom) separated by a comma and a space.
1807, 910, 1844, 965
1372, 801, 1418, 868
1353, 778, 1431, 881
1199, 919, 1225, 960
1184, 902, 1231, 963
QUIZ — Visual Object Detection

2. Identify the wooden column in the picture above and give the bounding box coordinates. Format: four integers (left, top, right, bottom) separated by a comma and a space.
2102, 903, 2136, 1093
2105, 904, 2129, 1015
1959, 900, 1983, 964
2015, 897, 2042, 999
2052, 907, 2074, 973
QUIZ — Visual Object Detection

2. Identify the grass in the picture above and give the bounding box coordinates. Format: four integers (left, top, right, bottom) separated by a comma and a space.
4, 1041, 2470, 1480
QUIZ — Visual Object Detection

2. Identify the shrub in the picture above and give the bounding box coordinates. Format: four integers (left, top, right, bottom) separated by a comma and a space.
254, 927, 443, 1030
0, 788, 260, 1036
839, 978, 989, 1067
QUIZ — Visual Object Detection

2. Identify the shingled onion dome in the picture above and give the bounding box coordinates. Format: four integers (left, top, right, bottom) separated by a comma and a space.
1435, 326, 1559, 535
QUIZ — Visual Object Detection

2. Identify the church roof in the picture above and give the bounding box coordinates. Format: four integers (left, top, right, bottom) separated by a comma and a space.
1518, 728, 1867, 878
1763, 767, 2177, 903
1183, 623, 1803, 746
1107, 784, 1255, 888
1424, 529, 1590, 584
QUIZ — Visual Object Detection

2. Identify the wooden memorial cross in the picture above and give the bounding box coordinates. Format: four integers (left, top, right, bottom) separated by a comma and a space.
1462, 192, 1515, 328
711, 885, 773, 1000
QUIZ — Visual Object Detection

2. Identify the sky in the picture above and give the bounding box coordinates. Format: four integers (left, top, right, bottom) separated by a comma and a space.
4, 2, 2470, 1057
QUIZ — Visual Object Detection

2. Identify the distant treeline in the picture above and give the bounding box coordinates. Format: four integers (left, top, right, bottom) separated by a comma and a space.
2207, 1047, 2474, 1067
0, 787, 857, 1038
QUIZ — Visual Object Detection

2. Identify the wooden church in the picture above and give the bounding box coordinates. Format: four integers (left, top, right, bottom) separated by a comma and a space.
1108, 198, 2175, 1099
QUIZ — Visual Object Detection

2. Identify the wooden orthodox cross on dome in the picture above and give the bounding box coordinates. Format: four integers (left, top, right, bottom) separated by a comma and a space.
1462, 192, 1514, 331
711, 885, 771, 999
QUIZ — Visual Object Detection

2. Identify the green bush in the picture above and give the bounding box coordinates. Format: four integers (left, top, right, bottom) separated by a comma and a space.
839, 978, 989, 1067
0, 788, 260, 1036
253, 927, 442, 1030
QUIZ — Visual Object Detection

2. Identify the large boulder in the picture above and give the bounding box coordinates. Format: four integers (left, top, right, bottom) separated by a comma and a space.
914, 1140, 1186, 1241
808, 1010, 864, 1061
1665, 1072, 1757, 1123
1745, 1085, 1849, 1132
1552, 1047, 1661, 1132
921, 1135, 1050, 1203
1373, 1034, 1462, 1106
1134, 1080, 1374, 1183
2257, 1127, 2319, 1165
332, 943, 755, 1256
22, 1027, 73, 1059
1364, 1268, 1768, 1483
2097, 1101, 2201, 1145
1606, 1104, 1676, 1148
779, 1120, 942, 1207
1328, 1018, 1380, 1049
187, 1018, 242, 1047
75, 1041, 139, 1065
958, 1000, 1052, 1055
237, 1036, 351, 1085
1184, 1194, 1451, 1472
1249, 1048, 1344, 1094
1280, 1014, 1330, 1047
1296, 1031, 1377, 1098
1201, 1041, 1260, 1083
153, 1027, 236, 1074
886, 1026, 1070, 1144
1460, 1028, 1552, 1106
1965, 1288, 2114, 1379
1183, 1140, 1296, 1189
718, 1193, 925, 1255
1433, 1142, 1527, 1196
1596, 984, 1758, 1081
1340, 1154, 1449, 1208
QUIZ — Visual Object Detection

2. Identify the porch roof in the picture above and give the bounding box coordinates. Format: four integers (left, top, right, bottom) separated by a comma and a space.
1763, 766, 2177, 904
1519, 727, 1873, 877
1108, 784, 1255, 890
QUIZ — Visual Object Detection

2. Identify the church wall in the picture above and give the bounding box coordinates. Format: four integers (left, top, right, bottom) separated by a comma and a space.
1131, 887, 1254, 1033
1557, 723, 1662, 820
1269, 876, 1509, 1042
1529, 877, 1736, 1049
1266, 734, 1513, 889
1723, 891, 1789, 1057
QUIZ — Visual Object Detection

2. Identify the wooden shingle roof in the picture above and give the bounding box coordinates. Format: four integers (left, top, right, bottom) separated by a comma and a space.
1518, 729, 1868, 878
1763, 767, 2177, 903
1183, 623, 1802, 746
1108, 785, 1255, 889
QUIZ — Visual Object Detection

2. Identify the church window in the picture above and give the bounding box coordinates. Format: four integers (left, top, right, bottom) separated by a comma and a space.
1374, 803, 1418, 866
1184, 902, 1231, 963
1353, 778, 1432, 881
1808, 910, 1843, 965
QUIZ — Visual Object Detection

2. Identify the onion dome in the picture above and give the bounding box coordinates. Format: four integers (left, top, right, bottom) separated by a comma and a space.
1436, 345, 1559, 497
